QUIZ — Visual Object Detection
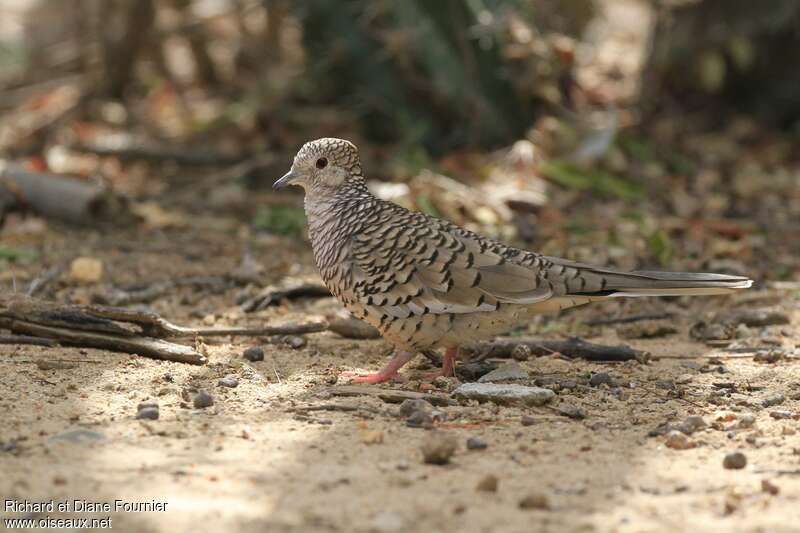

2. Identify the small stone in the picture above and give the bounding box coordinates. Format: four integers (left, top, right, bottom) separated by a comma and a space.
136, 407, 159, 420
406, 411, 433, 429
723, 452, 747, 469
754, 350, 785, 364
476, 474, 498, 492
69, 257, 104, 283
511, 344, 532, 361
466, 437, 488, 450
520, 415, 536, 427
430, 410, 447, 423
677, 415, 707, 435
243, 346, 264, 362
218, 375, 239, 388
452, 383, 554, 406
761, 479, 780, 495
398, 399, 432, 417
477, 362, 529, 383
281, 335, 307, 349
556, 404, 586, 420
769, 410, 793, 420
193, 390, 214, 409
421, 432, 458, 465
736, 413, 756, 429
518, 492, 550, 510
589, 373, 613, 387
665, 430, 694, 450
762, 393, 785, 407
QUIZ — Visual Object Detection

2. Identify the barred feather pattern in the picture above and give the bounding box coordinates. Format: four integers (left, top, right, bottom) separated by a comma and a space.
295, 138, 751, 354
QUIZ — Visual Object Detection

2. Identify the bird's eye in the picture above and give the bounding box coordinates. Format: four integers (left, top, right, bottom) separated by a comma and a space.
315, 157, 328, 169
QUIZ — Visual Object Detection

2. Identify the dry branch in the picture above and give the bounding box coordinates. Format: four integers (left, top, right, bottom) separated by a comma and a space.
463, 337, 649, 363
0, 161, 129, 224
0, 296, 328, 365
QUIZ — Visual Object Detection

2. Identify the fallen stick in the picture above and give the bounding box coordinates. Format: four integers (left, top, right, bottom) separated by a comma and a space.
0, 161, 130, 225
0, 334, 58, 347
0, 295, 328, 365
584, 312, 674, 327
70, 141, 242, 166
239, 278, 331, 312
463, 337, 649, 362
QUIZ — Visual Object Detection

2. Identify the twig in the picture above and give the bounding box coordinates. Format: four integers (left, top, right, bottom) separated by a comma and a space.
463, 337, 649, 363
287, 404, 381, 415
584, 312, 674, 327
240, 278, 331, 312
27, 266, 64, 297
0, 335, 58, 347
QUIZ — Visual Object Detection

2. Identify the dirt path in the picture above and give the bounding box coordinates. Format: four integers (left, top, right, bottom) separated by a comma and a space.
1, 224, 798, 533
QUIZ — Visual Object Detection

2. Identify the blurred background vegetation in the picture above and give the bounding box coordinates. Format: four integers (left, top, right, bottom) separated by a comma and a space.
1, 0, 798, 282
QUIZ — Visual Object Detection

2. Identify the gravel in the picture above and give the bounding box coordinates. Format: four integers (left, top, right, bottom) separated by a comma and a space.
243, 346, 264, 362
193, 390, 214, 409
421, 432, 458, 465
466, 437, 488, 450
762, 393, 785, 407
723, 452, 747, 470
218, 375, 239, 388
589, 372, 613, 387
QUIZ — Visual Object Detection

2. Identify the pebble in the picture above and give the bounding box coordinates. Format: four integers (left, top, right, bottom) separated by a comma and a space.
589, 373, 613, 387
452, 383, 554, 406
518, 492, 550, 510
762, 393, 785, 407
761, 479, 780, 495
736, 413, 756, 429
398, 399, 432, 417
278, 335, 307, 349
665, 430, 694, 450
723, 452, 747, 470
476, 474, 498, 492
769, 410, 793, 420
676, 415, 707, 435
556, 404, 587, 420
511, 344, 532, 361
477, 362, 529, 383
421, 432, 458, 465
406, 411, 433, 429
193, 390, 214, 409
243, 346, 264, 362
520, 415, 536, 427
136, 407, 159, 420
466, 437, 488, 450
218, 375, 239, 388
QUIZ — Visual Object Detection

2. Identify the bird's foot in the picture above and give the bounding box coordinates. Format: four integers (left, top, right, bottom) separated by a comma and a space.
340, 370, 404, 384
423, 347, 457, 381
340, 350, 416, 385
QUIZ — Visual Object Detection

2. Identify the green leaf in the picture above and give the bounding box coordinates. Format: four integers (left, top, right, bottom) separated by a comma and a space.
0, 246, 39, 263
540, 160, 644, 200
647, 229, 673, 266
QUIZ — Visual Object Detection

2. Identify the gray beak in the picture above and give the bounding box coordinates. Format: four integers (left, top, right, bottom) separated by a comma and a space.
273, 170, 296, 190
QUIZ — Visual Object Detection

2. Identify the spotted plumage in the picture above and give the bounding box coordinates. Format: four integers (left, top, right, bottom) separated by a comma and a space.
274, 138, 753, 383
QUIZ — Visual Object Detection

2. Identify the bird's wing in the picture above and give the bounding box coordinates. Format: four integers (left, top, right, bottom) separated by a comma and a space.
348, 211, 553, 319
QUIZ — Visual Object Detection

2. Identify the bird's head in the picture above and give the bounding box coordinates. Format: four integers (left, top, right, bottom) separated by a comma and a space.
273, 138, 363, 194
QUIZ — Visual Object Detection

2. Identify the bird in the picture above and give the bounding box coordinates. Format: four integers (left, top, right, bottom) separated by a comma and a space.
274, 138, 752, 384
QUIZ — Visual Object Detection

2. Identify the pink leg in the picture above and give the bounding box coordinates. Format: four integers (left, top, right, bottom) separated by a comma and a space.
341, 351, 416, 384
424, 347, 457, 380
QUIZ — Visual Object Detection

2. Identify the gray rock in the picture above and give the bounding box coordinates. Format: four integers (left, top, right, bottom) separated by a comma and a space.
477, 362, 529, 383
398, 399, 432, 417
218, 375, 239, 388
406, 410, 433, 429
136, 407, 159, 420
193, 390, 214, 409
736, 413, 757, 429
769, 410, 794, 420
723, 452, 747, 469
676, 415, 707, 435
762, 393, 785, 407
589, 372, 613, 387
665, 430, 694, 450
452, 383, 555, 406
243, 346, 264, 362
556, 403, 587, 420
49, 429, 105, 444
466, 437, 488, 450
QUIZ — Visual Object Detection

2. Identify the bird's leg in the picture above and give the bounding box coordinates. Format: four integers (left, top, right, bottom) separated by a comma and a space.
424, 347, 457, 380
342, 350, 416, 384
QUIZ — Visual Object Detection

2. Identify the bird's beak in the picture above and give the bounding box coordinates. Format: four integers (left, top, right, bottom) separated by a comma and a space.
273, 170, 296, 190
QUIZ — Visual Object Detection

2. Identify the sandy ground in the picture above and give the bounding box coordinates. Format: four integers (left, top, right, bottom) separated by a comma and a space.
1, 224, 799, 533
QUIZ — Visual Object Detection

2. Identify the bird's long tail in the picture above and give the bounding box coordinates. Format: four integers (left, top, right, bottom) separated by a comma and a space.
544, 256, 752, 299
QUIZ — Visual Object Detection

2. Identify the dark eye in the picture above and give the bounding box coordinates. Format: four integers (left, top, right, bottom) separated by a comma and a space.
315, 157, 328, 169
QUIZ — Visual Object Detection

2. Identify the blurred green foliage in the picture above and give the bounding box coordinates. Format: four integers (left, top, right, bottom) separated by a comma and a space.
253, 206, 307, 237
